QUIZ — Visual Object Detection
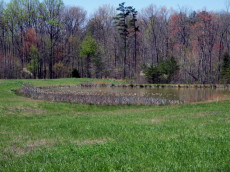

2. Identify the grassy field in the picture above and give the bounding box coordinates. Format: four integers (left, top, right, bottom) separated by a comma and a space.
0, 79, 230, 171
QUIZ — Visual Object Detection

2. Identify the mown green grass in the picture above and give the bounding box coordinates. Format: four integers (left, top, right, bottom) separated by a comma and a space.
0, 79, 230, 171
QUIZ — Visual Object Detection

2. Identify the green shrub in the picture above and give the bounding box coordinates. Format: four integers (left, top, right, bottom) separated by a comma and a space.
144, 57, 179, 84
144, 65, 161, 83
221, 53, 230, 84
71, 69, 81, 78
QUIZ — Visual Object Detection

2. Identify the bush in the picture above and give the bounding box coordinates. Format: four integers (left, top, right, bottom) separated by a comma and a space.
71, 69, 81, 78
144, 57, 179, 84
221, 53, 230, 84
144, 65, 161, 83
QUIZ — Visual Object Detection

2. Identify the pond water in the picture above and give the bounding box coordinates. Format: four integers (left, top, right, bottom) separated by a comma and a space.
43, 86, 230, 103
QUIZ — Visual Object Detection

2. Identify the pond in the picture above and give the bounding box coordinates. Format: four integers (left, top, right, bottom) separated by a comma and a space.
42, 86, 230, 103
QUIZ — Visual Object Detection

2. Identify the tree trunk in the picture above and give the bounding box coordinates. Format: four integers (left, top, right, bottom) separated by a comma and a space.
86, 54, 91, 78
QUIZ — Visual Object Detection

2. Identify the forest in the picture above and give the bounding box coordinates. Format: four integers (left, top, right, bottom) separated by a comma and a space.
0, 0, 230, 84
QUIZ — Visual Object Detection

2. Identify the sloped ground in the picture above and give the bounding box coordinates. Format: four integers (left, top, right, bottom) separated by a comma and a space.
0, 79, 230, 171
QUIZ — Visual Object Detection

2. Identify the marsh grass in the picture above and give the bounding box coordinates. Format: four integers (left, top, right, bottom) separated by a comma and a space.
0, 79, 230, 171
18, 85, 183, 105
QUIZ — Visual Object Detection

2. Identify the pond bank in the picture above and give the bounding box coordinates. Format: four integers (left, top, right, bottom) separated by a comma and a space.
39, 83, 230, 89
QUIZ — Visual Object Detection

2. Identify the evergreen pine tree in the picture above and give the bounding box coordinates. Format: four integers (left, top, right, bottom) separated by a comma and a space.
221, 53, 230, 84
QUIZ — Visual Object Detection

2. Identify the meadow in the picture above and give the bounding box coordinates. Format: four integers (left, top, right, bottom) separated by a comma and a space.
0, 79, 230, 171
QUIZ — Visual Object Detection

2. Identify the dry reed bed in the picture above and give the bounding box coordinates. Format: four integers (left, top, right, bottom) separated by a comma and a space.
18, 85, 183, 105
40, 83, 230, 89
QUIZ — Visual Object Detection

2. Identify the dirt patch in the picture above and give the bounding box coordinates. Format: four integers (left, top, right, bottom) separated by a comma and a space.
141, 112, 222, 124
0, 131, 9, 135
9, 144, 28, 155
68, 108, 154, 118
150, 114, 184, 123
4, 97, 44, 103
98, 108, 156, 116
151, 119, 162, 123
92, 81, 108, 85
157, 134, 180, 140
2, 138, 111, 157
26, 139, 56, 148
8, 106, 47, 116
3, 144, 29, 156
72, 138, 113, 146
26, 138, 111, 147
4, 138, 57, 156
191, 111, 221, 117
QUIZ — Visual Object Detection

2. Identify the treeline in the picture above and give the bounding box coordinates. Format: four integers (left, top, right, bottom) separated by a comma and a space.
0, 0, 230, 84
